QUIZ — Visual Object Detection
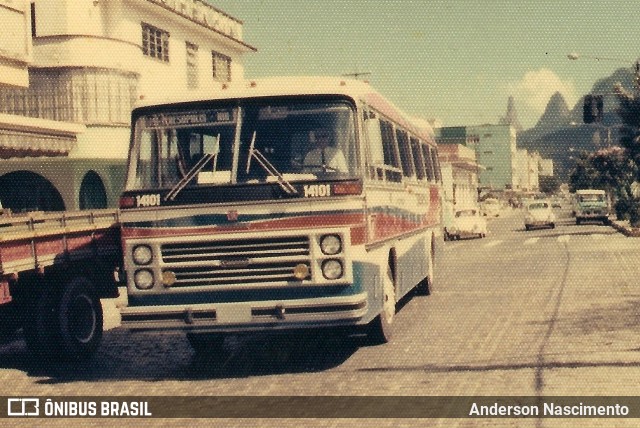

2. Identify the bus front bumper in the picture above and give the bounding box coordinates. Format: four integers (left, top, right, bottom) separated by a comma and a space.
119, 292, 369, 333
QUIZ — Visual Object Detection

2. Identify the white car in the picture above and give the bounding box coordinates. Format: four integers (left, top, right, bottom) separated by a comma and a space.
446, 209, 487, 240
481, 198, 501, 217
524, 200, 555, 230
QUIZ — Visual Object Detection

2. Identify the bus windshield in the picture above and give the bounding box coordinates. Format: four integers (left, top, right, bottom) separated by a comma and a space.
127, 99, 358, 191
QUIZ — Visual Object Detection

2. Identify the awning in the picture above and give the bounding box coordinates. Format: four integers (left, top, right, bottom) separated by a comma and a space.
0, 129, 76, 158
0, 113, 85, 158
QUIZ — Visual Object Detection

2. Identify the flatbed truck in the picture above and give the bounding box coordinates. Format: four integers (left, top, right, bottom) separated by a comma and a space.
0, 209, 120, 361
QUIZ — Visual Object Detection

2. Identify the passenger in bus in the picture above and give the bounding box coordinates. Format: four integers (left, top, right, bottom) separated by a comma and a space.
303, 128, 348, 173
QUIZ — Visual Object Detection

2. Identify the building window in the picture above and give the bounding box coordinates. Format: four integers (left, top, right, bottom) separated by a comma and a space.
186, 42, 199, 88
142, 23, 170, 62
212, 51, 231, 82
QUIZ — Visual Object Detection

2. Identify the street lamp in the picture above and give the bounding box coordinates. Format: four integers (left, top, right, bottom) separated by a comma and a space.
568, 52, 640, 83
567, 52, 632, 63
567, 53, 640, 145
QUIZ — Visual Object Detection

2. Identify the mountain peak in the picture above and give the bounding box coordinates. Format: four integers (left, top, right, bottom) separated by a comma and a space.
534, 92, 570, 129
498, 96, 523, 132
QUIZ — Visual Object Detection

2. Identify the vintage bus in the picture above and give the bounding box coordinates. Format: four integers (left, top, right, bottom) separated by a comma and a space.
118, 76, 443, 352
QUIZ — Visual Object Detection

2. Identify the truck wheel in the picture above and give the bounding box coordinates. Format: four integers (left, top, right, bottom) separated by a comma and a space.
0, 302, 20, 341
24, 277, 103, 362
186, 333, 226, 355
58, 277, 103, 361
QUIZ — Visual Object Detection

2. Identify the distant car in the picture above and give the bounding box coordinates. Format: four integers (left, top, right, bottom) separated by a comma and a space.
481, 198, 501, 217
524, 200, 556, 230
446, 209, 487, 240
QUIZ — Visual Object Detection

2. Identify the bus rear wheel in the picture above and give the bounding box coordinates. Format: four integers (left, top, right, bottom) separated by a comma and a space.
416, 242, 435, 296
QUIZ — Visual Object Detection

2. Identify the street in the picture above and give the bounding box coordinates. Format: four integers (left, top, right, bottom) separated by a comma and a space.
2, 206, 640, 427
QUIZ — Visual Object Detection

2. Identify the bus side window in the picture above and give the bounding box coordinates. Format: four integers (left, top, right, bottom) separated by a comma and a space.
411, 137, 426, 180
396, 128, 415, 179
422, 145, 435, 182
364, 116, 385, 180
380, 120, 402, 183
430, 146, 442, 182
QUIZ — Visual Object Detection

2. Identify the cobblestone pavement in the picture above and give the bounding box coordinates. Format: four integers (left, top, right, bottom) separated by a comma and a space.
2, 211, 640, 427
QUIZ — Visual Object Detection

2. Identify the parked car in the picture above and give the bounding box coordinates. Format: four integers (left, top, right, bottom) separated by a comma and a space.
446, 209, 487, 240
524, 200, 555, 230
481, 198, 501, 217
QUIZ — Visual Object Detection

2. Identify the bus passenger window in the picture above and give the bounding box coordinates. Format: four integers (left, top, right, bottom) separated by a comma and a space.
411, 137, 426, 180
396, 129, 415, 178
380, 120, 402, 182
422, 145, 435, 182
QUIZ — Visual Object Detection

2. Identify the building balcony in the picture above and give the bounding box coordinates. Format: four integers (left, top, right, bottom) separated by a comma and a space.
32, 35, 141, 73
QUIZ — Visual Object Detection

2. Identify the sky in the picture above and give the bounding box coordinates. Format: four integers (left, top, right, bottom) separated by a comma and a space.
211, 0, 640, 130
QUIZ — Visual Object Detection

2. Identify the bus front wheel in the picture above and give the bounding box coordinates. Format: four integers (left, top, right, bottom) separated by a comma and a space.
366, 264, 396, 345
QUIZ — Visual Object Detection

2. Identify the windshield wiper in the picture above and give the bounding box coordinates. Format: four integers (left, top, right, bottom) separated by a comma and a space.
165, 135, 220, 201
246, 131, 297, 194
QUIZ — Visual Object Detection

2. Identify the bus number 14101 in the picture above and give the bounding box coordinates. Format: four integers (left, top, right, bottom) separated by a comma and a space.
136, 194, 161, 207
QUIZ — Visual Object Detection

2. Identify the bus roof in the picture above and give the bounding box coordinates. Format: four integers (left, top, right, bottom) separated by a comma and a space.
134, 76, 435, 142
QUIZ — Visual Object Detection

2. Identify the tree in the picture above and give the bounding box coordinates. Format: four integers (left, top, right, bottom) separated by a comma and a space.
568, 147, 637, 221
613, 74, 640, 224
615, 83, 640, 179
568, 151, 599, 193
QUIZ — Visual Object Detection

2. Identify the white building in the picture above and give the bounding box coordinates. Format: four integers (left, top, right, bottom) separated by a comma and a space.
0, 0, 31, 88
0, 0, 255, 212
539, 158, 554, 177
515, 149, 543, 192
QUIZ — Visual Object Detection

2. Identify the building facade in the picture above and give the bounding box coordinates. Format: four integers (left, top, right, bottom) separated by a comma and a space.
0, 0, 31, 88
434, 128, 483, 230
436, 124, 517, 191
0, 0, 255, 212
468, 124, 517, 191
515, 148, 541, 192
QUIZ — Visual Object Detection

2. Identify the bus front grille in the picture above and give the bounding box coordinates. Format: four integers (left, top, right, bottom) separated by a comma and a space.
161, 236, 312, 287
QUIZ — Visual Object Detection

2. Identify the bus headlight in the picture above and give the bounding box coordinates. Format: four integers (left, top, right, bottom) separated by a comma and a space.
322, 259, 343, 280
132, 245, 153, 265
320, 234, 342, 255
134, 269, 154, 289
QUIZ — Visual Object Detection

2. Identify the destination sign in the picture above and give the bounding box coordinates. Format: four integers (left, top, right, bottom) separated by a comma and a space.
144, 110, 235, 128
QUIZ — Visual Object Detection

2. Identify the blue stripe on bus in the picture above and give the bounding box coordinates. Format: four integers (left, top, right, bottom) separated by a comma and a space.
121, 209, 361, 229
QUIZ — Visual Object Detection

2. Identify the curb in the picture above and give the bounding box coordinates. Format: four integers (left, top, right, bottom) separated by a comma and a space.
611, 221, 640, 237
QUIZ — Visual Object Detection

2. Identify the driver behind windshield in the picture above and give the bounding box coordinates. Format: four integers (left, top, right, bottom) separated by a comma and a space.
303, 128, 348, 173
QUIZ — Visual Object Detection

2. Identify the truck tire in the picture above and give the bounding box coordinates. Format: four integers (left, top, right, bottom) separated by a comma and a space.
186, 333, 227, 355
0, 303, 20, 341
24, 276, 103, 362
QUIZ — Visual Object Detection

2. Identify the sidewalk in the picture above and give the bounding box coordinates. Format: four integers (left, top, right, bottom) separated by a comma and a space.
610, 219, 640, 237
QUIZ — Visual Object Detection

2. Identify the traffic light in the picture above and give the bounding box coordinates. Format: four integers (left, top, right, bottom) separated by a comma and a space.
583, 94, 603, 123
